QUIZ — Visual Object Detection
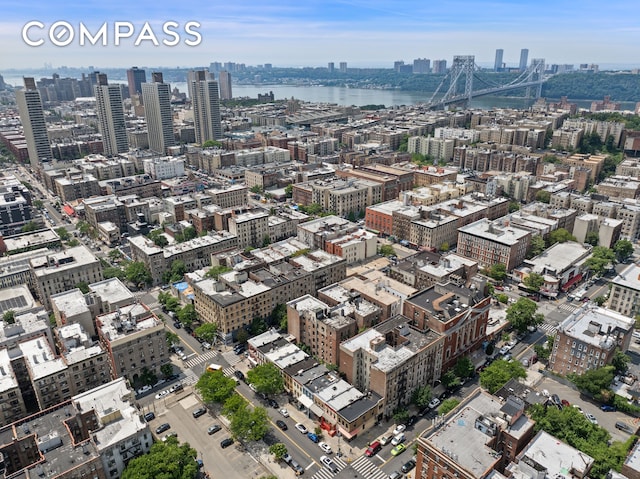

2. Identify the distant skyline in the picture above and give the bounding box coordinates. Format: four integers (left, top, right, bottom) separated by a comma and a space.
2, 0, 639, 71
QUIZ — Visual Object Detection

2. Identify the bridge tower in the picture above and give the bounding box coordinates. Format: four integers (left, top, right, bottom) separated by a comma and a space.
525, 58, 545, 99
428, 55, 475, 107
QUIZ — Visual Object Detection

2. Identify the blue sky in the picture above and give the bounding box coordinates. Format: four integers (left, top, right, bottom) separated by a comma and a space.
1, 0, 639, 70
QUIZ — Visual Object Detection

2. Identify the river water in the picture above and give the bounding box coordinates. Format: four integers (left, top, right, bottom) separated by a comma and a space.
4, 75, 635, 110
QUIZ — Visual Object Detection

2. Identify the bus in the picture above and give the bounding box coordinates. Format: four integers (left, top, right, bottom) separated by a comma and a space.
206, 363, 223, 373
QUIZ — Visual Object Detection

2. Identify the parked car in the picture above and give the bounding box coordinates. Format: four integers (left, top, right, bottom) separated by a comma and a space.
155, 390, 170, 400
365, 441, 382, 457
499, 346, 511, 355
616, 421, 634, 433
173, 321, 182, 329
391, 444, 407, 456
585, 413, 598, 425
402, 459, 416, 473
319, 442, 332, 454
155, 423, 171, 434
393, 424, 406, 436
220, 438, 234, 448
307, 432, 319, 443
143, 412, 155, 422
601, 404, 616, 412
320, 456, 339, 473
192, 407, 207, 418
379, 435, 391, 446
388, 472, 403, 479
550, 394, 562, 407
391, 433, 406, 446
276, 420, 288, 431
279, 408, 290, 418
162, 432, 177, 441
207, 423, 222, 434
295, 423, 308, 434
290, 460, 305, 476
267, 398, 279, 409
428, 397, 441, 409
407, 415, 418, 427
234, 370, 245, 382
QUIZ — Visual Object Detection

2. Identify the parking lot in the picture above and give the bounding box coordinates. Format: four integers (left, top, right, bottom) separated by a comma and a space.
146, 391, 269, 479
536, 376, 638, 442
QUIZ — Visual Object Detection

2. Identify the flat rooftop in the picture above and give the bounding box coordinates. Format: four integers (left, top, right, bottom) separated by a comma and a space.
89, 277, 134, 306
558, 304, 634, 348
525, 241, 591, 275
611, 262, 640, 292
458, 218, 530, 245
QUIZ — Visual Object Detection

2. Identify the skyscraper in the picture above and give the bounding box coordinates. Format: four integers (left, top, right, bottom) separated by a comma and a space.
94, 75, 129, 157
187, 70, 222, 143
327, 62, 335, 73
413, 58, 430, 74
339, 62, 347, 73
126, 67, 146, 99
519, 49, 529, 71
218, 71, 233, 100
494, 49, 504, 72
142, 72, 175, 155
432, 60, 447, 74
16, 77, 51, 167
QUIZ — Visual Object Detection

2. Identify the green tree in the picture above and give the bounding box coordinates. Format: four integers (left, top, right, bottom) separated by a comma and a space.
485, 263, 507, 281
108, 249, 123, 261
269, 443, 288, 461
166, 331, 179, 347
246, 363, 284, 395
206, 265, 232, 279
593, 295, 607, 306
284, 184, 293, 197
271, 303, 288, 331
585, 246, 616, 276
202, 140, 223, 148
497, 293, 509, 303
21, 221, 39, 232
55, 227, 70, 240
526, 235, 546, 259
66, 238, 80, 247
196, 370, 237, 404
299, 203, 323, 215
33, 199, 44, 209
223, 393, 247, 416
612, 350, 630, 374
3, 310, 15, 324
163, 260, 187, 284
182, 226, 197, 242
231, 404, 270, 442
379, 244, 396, 256
411, 385, 432, 408
585, 231, 600, 246
453, 356, 474, 379
506, 298, 544, 333
548, 228, 576, 245
441, 370, 461, 390
393, 408, 410, 425
438, 398, 460, 415
121, 439, 198, 479
103, 266, 125, 280
236, 329, 249, 345
614, 239, 634, 262
533, 336, 554, 362
139, 367, 157, 387
535, 190, 551, 203
523, 272, 545, 292
262, 234, 271, 247
250, 185, 263, 194
75, 281, 90, 294
125, 261, 152, 288
164, 296, 181, 313
508, 201, 520, 213
148, 229, 169, 247
440, 242, 449, 252
570, 365, 615, 396
161, 363, 174, 378
177, 304, 197, 328
77, 220, 92, 236
194, 323, 218, 343
479, 359, 527, 393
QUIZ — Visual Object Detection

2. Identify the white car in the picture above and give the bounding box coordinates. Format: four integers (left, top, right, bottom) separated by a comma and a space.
155, 390, 170, 400
295, 423, 308, 434
279, 408, 290, 418
392, 424, 406, 436
320, 455, 339, 473
499, 345, 511, 355
319, 442, 332, 454
391, 433, 405, 446
585, 413, 598, 425
428, 397, 441, 409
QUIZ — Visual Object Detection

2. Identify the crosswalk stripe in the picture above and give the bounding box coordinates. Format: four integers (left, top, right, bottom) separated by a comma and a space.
184, 350, 218, 369
350, 456, 388, 479
222, 367, 236, 378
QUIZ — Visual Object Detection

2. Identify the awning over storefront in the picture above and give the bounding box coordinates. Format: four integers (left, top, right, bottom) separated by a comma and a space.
561, 273, 583, 292
310, 404, 324, 418
298, 395, 314, 409
63, 205, 75, 216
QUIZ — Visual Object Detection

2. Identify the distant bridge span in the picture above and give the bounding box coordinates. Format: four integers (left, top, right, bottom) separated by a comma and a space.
423, 55, 550, 109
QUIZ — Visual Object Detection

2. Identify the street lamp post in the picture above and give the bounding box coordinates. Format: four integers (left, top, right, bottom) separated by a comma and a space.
337, 431, 342, 457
